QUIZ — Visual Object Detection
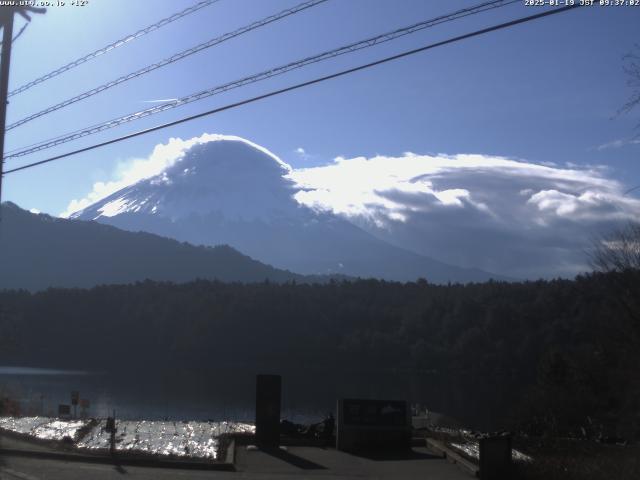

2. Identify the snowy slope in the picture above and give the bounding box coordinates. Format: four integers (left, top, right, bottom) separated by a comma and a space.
72, 136, 503, 283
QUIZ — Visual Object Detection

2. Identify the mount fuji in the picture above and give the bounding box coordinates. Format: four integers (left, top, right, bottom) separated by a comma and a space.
71, 135, 502, 283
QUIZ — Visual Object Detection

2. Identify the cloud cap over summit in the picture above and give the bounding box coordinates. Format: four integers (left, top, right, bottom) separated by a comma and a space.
69, 134, 297, 222
290, 152, 640, 278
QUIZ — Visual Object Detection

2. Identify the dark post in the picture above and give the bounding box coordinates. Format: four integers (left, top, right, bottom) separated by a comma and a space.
106, 410, 117, 455
479, 434, 512, 480
255, 374, 281, 447
71, 391, 79, 419
0, 7, 15, 206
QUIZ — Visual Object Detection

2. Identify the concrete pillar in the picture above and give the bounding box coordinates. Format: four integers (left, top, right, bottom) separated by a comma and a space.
255, 374, 281, 447
479, 434, 512, 480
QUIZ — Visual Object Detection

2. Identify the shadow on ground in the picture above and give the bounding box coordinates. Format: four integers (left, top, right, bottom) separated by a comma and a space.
349, 448, 442, 462
261, 447, 327, 470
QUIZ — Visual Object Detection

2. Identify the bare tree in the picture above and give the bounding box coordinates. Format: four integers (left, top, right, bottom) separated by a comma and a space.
590, 223, 640, 273
589, 224, 640, 337
620, 45, 640, 127
590, 224, 640, 439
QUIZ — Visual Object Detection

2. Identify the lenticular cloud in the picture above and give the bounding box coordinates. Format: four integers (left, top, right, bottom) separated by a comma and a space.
288, 152, 640, 278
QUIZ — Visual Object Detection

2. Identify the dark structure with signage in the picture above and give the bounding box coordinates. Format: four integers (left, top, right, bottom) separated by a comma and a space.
479, 434, 512, 480
255, 374, 281, 447
336, 399, 411, 452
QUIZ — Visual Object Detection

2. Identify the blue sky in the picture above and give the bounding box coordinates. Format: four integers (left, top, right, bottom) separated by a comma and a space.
2, 0, 638, 215
2, 0, 640, 279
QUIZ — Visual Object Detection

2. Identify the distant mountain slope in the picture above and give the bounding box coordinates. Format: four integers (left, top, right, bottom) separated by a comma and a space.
0, 202, 306, 291
72, 135, 506, 283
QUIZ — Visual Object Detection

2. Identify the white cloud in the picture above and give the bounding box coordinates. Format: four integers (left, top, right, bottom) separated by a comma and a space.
288, 153, 625, 222
294, 146, 315, 161
595, 138, 640, 151
29, 208, 40, 214
61, 134, 640, 279
288, 152, 640, 278
527, 189, 636, 221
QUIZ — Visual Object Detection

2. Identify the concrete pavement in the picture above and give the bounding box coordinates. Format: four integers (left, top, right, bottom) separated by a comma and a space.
235, 444, 472, 479
1, 444, 473, 479
0, 455, 227, 480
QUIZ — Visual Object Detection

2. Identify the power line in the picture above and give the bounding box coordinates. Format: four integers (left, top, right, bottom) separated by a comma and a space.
6, 0, 329, 131
5, 0, 517, 158
3, 4, 581, 176
4, 0, 514, 156
7, 0, 220, 98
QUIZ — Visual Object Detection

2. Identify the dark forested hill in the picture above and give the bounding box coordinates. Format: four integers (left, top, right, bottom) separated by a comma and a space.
0, 202, 309, 290
1, 271, 638, 435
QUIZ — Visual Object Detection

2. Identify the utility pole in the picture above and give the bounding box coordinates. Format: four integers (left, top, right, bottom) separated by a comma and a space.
0, 7, 15, 208
0, 5, 45, 210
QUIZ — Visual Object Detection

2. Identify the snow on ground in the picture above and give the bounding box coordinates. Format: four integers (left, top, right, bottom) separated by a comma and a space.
0, 416, 254, 460
0, 416, 88, 440
78, 420, 254, 459
450, 441, 533, 463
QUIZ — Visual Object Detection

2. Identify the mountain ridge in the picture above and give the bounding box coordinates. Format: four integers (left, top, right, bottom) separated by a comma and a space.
0, 201, 325, 291
71, 136, 508, 283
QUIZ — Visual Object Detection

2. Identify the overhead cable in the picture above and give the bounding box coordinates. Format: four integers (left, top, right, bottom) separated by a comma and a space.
8, 0, 220, 97
5, 0, 518, 158
7, 0, 329, 131
3, 4, 581, 175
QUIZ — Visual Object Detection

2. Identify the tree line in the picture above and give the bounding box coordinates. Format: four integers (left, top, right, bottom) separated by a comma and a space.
0, 269, 638, 438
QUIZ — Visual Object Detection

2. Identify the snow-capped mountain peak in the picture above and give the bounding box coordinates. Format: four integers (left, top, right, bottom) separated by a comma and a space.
72, 135, 299, 223
72, 134, 504, 283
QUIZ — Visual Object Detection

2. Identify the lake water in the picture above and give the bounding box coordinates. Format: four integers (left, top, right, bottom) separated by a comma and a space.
0, 365, 514, 430
0, 367, 88, 376
0, 366, 328, 424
